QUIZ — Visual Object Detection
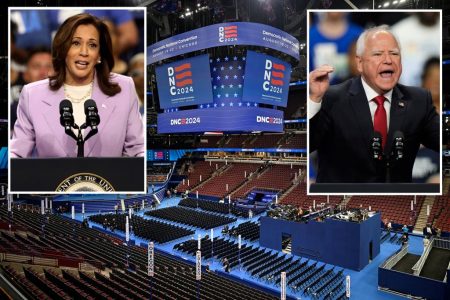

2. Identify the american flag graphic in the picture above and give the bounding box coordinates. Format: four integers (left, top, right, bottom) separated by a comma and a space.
202, 55, 257, 110
271, 63, 285, 86
223, 25, 237, 38
174, 63, 192, 87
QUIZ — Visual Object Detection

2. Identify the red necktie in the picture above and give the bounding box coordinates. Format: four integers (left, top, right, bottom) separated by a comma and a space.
373, 95, 387, 149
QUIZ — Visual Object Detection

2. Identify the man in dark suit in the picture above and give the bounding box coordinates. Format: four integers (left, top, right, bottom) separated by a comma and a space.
309, 25, 439, 183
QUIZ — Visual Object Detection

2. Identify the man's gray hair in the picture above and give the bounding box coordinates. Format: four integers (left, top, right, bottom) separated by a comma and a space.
355, 25, 401, 56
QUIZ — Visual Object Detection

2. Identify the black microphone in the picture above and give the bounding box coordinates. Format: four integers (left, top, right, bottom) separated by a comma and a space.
84, 99, 100, 130
371, 131, 383, 160
393, 131, 404, 160
59, 99, 75, 131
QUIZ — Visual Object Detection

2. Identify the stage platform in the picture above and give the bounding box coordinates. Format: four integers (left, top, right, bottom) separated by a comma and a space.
259, 212, 381, 271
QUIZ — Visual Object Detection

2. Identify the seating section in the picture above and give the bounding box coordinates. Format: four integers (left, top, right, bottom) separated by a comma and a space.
194, 163, 261, 198
223, 221, 260, 242
200, 133, 302, 149
88, 213, 194, 244
148, 175, 167, 183
198, 135, 223, 147
148, 165, 172, 183
177, 160, 225, 193
347, 196, 425, 226
68, 196, 150, 213
1, 264, 52, 300
0, 207, 278, 300
174, 237, 344, 296
24, 267, 73, 300
179, 197, 231, 214
281, 183, 343, 209
178, 197, 264, 217
428, 196, 450, 232
279, 133, 306, 149
0, 230, 83, 265
246, 134, 283, 148
224, 135, 251, 148
233, 164, 301, 199
145, 206, 236, 229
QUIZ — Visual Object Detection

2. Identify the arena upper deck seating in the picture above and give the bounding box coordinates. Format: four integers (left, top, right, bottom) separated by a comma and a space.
428, 196, 450, 232
0, 206, 278, 300
198, 135, 223, 147
246, 134, 283, 148
232, 164, 302, 199
176, 160, 225, 193
280, 183, 343, 209
193, 163, 261, 199
347, 196, 425, 226
224, 134, 252, 148
279, 133, 306, 149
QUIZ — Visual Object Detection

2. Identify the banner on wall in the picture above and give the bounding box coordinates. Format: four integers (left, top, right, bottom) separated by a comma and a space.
242, 51, 291, 107
155, 54, 214, 109
148, 22, 300, 64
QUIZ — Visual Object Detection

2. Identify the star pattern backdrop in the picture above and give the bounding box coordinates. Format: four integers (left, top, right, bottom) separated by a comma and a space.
206, 55, 259, 109
165, 54, 259, 112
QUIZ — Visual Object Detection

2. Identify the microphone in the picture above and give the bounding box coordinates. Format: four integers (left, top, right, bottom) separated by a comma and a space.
393, 131, 404, 160
84, 99, 100, 130
59, 99, 75, 131
371, 131, 383, 160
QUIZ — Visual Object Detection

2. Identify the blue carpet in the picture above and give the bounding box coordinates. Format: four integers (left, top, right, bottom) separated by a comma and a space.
71, 197, 426, 299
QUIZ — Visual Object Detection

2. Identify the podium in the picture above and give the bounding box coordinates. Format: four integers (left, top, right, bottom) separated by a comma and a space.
10, 157, 145, 193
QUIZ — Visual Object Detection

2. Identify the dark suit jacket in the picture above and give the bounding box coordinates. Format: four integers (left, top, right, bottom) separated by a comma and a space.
310, 76, 439, 183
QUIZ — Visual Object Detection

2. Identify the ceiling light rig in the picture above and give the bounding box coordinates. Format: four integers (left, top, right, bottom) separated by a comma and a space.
179, 4, 209, 18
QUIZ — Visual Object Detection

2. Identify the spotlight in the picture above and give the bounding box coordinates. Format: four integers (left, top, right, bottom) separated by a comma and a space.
197, 3, 201, 7
383, 2, 390, 7
393, 0, 398, 4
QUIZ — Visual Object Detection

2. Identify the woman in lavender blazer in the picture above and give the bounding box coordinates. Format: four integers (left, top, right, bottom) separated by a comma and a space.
11, 13, 144, 158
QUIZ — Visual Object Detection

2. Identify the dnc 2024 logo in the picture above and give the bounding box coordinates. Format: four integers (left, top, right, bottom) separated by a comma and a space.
170, 117, 201, 126
168, 63, 194, 96
263, 59, 285, 94
256, 116, 283, 124
219, 25, 238, 42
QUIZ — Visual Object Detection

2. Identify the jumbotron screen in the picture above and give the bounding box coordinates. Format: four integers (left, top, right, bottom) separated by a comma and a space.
155, 54, 214, 109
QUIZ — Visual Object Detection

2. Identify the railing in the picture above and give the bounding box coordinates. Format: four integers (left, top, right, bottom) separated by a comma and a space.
434, 237, 450, 250
78, 262, 100, 272
434, 238, 450, 283
32, 256, 58, 267
413, 237, 434, 275
444, 260, 450, 283
0, 253, 58, 267
380, 245, 409, 269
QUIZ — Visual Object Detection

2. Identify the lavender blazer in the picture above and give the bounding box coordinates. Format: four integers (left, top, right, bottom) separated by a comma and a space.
11, 73, 145, 158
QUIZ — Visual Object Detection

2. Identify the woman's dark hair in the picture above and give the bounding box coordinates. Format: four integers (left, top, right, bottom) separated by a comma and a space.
49, 13, 120, 96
